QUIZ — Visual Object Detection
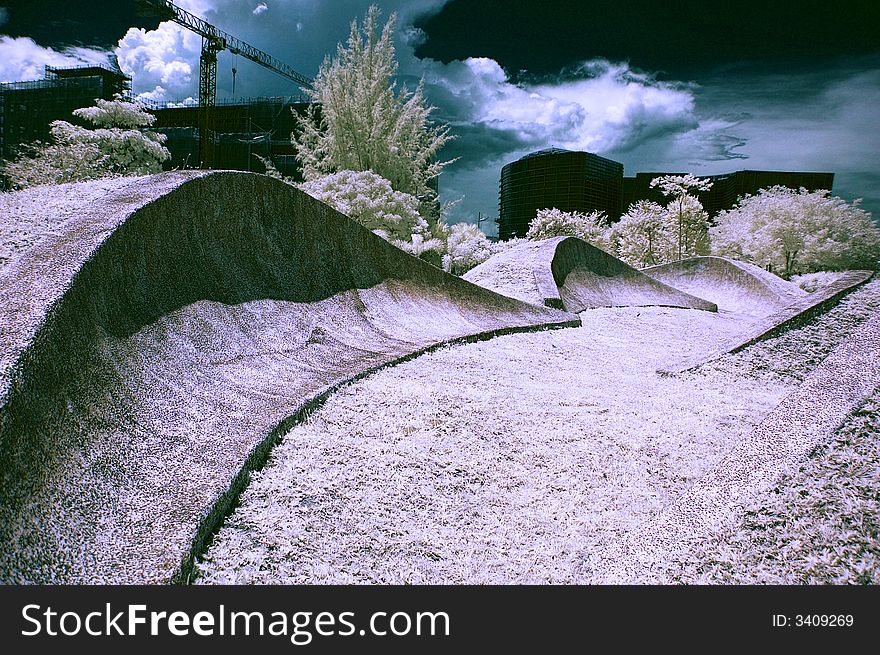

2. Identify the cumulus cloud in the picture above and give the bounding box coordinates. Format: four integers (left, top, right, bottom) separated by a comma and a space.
426, 58, 699, 156
116, 21, 201, 103
253, 3, 268, 15
420, 56, 716, 227
0, 35, 112, 83
106, 0, 723, 228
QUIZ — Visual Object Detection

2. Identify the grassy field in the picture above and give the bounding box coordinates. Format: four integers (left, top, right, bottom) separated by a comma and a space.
196, 280, 880, 584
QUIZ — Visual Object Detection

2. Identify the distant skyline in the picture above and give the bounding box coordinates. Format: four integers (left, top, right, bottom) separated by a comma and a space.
1, 0, 879, 234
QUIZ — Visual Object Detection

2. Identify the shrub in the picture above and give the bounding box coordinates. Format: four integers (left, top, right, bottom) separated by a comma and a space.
299, 169, 442, 255
3, 97, 169, 188
526, 207, 611, 251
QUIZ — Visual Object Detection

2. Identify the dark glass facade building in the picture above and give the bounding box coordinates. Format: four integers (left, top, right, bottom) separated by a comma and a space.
499, 148, 835, 239
498, 148, 623, 240
699, 170, 834, 216
619, 170, 834, 217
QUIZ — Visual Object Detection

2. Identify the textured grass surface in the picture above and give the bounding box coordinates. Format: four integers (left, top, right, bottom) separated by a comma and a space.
1, 173, 576, 583
666, 391, 879, 584
0, 177, 147, 272
196, 280, 880, 585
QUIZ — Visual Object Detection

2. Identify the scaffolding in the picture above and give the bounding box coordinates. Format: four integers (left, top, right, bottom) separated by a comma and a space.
0, 65, 130, 160
0, 61, 312, 180
149, 97, 312, 177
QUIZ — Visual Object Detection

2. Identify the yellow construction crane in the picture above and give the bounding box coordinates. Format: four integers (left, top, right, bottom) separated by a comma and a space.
135, 0, 313, 168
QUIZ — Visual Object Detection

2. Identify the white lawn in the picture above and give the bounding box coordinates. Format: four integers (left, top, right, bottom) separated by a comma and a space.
195, 280, 880, 584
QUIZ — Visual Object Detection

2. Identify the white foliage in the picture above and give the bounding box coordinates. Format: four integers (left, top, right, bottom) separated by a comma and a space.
442, 222, 494, 275
611, 200, 676, 267
490, 237, 530, 254
3, 98, 169, 189
711, 186, 880, 277
398, 233, 445, 258
72, 97, 158, 128
672, 193, 712, 258
292, 5, 453, 201
526, 207, 611, 251
299, 169, 440, 255
791, 271, 843, 293
650, 174, 713, 261
649, 173, 713, 198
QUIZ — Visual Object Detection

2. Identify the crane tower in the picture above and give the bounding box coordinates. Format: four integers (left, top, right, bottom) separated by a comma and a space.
135, 0, 313, 168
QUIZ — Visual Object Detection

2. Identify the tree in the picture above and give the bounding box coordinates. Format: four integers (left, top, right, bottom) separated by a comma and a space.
526, 207, 611, 252
673, 193, 712, 258
442, 222, 494, 275
610, 200, 676, 267
711, 186, 880, 277
298, 169, 443, 256
292, 5, 452, 208
650, 174, 713, 261
3, 97, 169, 189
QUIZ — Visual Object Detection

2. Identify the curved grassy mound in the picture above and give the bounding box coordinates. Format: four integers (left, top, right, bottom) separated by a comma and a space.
464, 237, 717, 313
0, 171, 578, 583
642, 256, 807, 317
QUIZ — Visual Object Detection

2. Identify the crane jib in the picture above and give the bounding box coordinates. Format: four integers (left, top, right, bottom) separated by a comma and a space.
134, 0, 313, 88
134, 0, 313, 168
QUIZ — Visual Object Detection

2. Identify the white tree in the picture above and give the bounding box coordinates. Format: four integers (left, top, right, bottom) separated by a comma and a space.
650, 174, 713, 261
711, 186, 880, 277
292, 5, 452, 207
526, 207, 611, 252
610, 200, 676, 267
299, 169, 443, 256
674, 193, 712, 258
3, 97, 169, 188
442, 222, 494, 275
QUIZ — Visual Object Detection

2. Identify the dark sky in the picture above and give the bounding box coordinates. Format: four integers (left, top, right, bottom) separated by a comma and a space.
414, 0, 880, 80
0, 1, 159, 48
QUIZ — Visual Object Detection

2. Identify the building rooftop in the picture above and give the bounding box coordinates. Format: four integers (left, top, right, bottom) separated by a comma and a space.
519, 147, 573, 159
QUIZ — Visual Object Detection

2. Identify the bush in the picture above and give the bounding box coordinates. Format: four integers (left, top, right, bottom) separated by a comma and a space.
442, 222, 494, 275
526, 207, 610, 251
711, 186, 880, 277
299, 169, 442, 256
609, 200, 675, 267
3, 97, 169, 188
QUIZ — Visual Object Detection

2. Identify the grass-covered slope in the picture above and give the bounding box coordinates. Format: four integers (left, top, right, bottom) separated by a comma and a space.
464, 237, 717, 313
0, 171, 577, 583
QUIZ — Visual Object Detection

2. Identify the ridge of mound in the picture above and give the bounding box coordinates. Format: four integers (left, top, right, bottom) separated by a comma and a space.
465, 237, 717, 313
642, 256, 807, 317
0, 171, 578, 583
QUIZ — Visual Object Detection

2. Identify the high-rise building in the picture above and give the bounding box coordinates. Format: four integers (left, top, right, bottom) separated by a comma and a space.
498, 148, 623, 240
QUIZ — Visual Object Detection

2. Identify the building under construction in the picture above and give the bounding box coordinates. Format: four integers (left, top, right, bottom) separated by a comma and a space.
147, 96, 312, 178
0, 64, 130, 160
0, 63, 313, 184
